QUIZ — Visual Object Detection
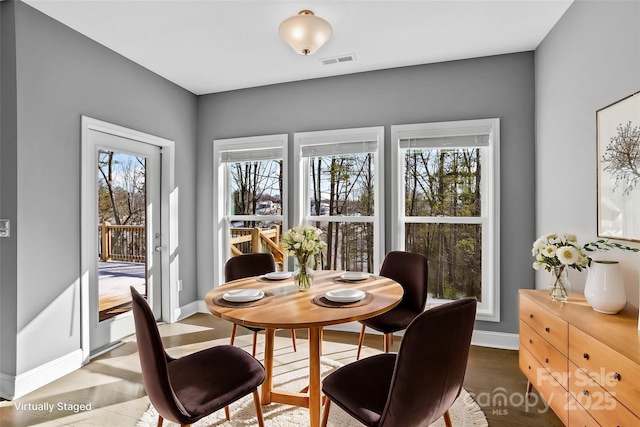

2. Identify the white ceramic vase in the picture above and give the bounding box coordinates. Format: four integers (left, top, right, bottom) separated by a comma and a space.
584, 260, 626, 314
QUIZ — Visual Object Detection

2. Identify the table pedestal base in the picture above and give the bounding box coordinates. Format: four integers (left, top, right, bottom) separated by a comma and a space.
261, 327, 323, 427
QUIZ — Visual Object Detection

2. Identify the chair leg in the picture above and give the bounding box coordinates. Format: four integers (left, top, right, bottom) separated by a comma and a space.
252, 331, 258, 357
253, 389, 265, 427
290, 329, 297, 352
224, 405, 230, 420
443, 409, 452, 427
320, 398, 331, 427
230, 323, 237, 346
356, 324, 366, 360
157, 416, 163, 427
384, 333, 391, 353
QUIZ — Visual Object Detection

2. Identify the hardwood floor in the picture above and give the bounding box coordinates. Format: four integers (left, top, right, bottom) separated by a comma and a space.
464, 346, 563, 427
0, 313, 562, 426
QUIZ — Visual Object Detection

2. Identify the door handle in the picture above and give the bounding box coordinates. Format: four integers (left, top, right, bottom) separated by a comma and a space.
155, 246, 163, 252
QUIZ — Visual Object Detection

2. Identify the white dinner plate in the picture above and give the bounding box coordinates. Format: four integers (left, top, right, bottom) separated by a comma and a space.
223, 289, 265, 302
340, 272, 370, 282
264, 271, 292, 280
325, 289, 365, 303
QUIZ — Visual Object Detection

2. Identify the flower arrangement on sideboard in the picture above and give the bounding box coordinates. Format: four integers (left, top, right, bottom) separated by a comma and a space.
532, 233, 639, 304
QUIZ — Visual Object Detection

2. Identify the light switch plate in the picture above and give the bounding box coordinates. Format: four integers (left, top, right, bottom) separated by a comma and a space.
0, 219, 10, 238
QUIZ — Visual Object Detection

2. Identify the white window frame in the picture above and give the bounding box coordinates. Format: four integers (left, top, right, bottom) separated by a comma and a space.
212, 134, 288, 287
390, 118, 500, 321
293, 127, 385, 273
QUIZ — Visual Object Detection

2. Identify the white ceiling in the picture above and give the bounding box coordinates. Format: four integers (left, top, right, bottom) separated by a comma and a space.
24, 0, 573, 95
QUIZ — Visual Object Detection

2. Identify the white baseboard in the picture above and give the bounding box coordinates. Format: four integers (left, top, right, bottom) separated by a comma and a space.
195, 300, 519, 350
197, 299, 209, 315
0, 372, 15, 400
174, 300, 200, 322
0, 349, 84, 400
327, 323, 519, 350
323, 322, 370, 334
471, 330, 519, 350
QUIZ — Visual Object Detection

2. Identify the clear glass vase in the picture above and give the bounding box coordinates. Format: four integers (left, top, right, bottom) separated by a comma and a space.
548, 265, 570, 302
295, 262, 314, 292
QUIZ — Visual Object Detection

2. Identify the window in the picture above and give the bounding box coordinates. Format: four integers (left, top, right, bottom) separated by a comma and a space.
391, 119, 500, 321
213, 134, 287, 286
293, 127, 384, 273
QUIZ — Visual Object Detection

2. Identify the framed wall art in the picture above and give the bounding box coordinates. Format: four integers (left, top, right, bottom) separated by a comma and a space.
597, 91, 640, 242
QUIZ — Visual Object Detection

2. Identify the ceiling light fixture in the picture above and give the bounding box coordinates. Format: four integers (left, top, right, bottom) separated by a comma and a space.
278, 10, 333, 56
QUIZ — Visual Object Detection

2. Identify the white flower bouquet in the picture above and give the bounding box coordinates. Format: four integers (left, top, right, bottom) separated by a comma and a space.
532, 233, 638, 272
532, 233, 638, 301
281, 225, 327, 291
531, 233, 589, 272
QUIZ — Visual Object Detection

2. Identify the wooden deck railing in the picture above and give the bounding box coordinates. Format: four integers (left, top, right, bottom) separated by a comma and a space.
98, 223, 284, 265
99, 222, 146, 262
230, 226, 284, 265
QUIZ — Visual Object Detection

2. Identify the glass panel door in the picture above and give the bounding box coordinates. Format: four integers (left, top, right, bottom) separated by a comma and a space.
87, 129, 161, 353
97, 150, 148, 321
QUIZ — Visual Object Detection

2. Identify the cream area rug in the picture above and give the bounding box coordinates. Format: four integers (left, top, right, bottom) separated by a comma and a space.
137, 357, 487, 427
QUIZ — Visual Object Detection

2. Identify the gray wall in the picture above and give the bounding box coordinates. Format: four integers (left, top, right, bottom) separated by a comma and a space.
197, 52, 537, 333
1, 0, 19, 378
535, 1, 640, 304
1, 0, 198, 379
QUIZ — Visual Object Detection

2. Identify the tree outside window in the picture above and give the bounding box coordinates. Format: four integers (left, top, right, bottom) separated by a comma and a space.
392, 119, 500, 321
213, 135, 288, 286
294, 127, 384, 274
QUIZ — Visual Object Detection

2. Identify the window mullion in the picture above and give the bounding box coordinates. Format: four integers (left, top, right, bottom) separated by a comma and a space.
402, 216, 484, 224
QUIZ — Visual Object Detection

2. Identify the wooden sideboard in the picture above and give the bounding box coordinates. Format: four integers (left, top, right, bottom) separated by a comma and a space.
519, 289, 640, 426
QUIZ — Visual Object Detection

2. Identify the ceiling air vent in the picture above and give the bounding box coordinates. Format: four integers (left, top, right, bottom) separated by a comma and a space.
321, 53, 357, 66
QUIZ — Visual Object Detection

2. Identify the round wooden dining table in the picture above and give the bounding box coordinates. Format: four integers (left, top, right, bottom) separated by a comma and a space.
204, 269, 404, 427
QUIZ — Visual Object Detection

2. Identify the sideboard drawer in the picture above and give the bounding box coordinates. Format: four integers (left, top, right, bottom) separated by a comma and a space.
520, 293, 568, 355
569, 361, 640, 427
569, 325, 640, 416
519, 290, 640, 427
520, 346, 569, 425
520, 320, 568, 388
519, 345, 541, 386
568, 396, 600, 427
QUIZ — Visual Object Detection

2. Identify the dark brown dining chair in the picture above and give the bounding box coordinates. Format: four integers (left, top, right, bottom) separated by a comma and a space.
356, 250, 428, 359
225, 253, 297, 356
130, 287, 266, 427
321, 297, 477, 427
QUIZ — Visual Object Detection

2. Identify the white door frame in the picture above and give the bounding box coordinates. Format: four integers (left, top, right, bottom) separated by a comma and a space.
80, 116, 177, 362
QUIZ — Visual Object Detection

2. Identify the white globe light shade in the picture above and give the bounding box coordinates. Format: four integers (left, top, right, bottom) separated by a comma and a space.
279, 10, 333, 56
